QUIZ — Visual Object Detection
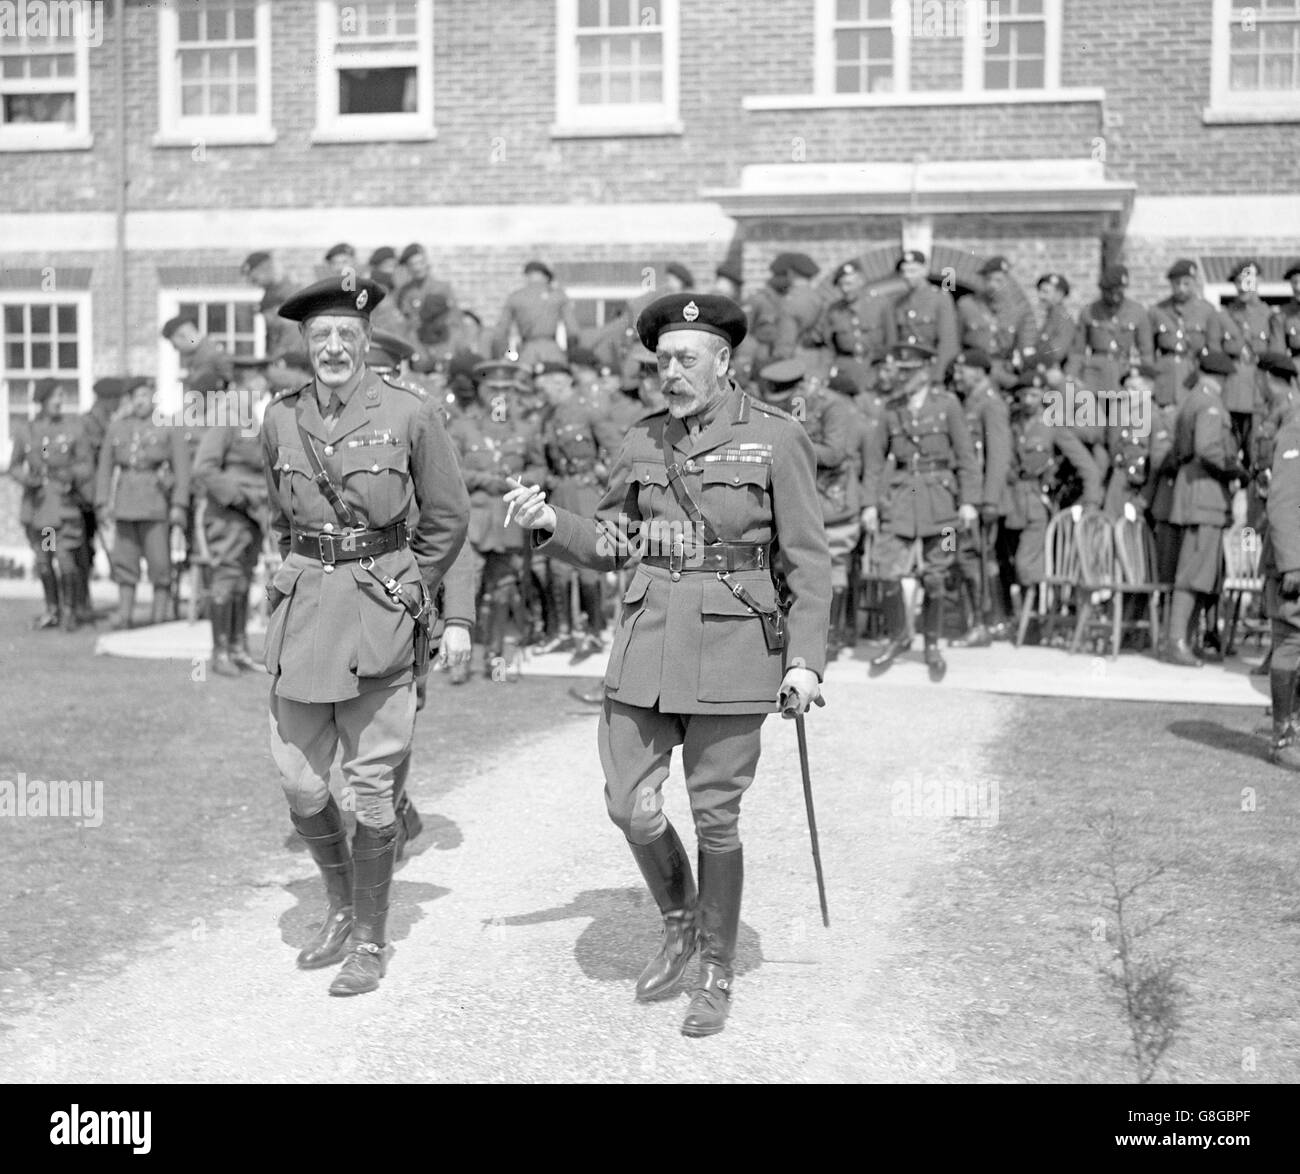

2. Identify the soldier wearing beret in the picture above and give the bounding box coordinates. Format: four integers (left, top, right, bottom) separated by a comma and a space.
891, 250, 959, 378
492, 260, 578, 369
1218, 260, 1273, 460
192, 356, 272, 675
94, 377, 191, 629
243, 251, 303, 379
1025, 273, 1076, 373
1162, 351, 1244, 666
746, 253, 820, 374
506, 292, 830, 1037
8, 379, 95, 631
957, 256, 1037, 391
1067, 265, 1154, 400
820, 261, 896, 389
772, 253, 831, 378
1149, 259, 1224, 410
162, 316, 234, 399
863, 343, 980, 680
948, 348, 1012, 646
1270, 261, 1300, 358
260, 276, 469, 995
603, 343, 663, 437
1102, 364, 1160, 520
396, 243, 458, 327
324, 242, 356, 277
447, 359, 547, 679
759, 356, 857, 660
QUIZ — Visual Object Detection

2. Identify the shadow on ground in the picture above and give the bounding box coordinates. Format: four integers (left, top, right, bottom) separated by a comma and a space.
1167, 719, 1273, 763
493, 886, 763, 984
278, 877, 451, 954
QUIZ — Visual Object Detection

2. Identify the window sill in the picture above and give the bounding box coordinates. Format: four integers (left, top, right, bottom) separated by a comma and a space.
311, 123, 437, 144
741, 87, 1105, 110
1202, 103, 1300, 124
152, 128, 278, 147
550, 120, 684, 139
0, 131, 94, 152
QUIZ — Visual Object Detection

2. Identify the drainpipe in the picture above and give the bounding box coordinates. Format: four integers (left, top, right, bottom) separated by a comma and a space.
113, 0, 128, 375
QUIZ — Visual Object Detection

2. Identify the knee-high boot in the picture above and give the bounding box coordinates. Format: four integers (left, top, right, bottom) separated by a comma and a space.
1165, 590, 1202, 667
329, 821, 397, 996
229, 591, 257, 671
290, 795, 354, 969
868, 583, 910, 674
34, 564, 60, 629
58, 568, 82, 632
629, 823, 697, 1001
681, 847, 743, 1038
209, 598, 237, 676
922, 587, 947, 682
1270, 666, 1300, 771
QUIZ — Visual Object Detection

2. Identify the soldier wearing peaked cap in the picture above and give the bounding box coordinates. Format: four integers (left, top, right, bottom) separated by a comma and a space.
260, 276, 470, 996
506, 292, 830, 1038
1150, 259, 1224, 409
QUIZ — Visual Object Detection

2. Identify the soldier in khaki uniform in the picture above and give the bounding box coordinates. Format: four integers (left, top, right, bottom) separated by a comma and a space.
8, 379, 95, 631
957, 256, 1037, 391
1102, 365, 1160, 519
1025, 273, 1076, 373
1163, 351, 1244, 667
1218, 259, 1273, 460
821, 260, 896, 389
260, 277, 469, 996
94, 377, 191, 629
507, 293, 829, 1039
891, 249, 958, 377
1271, 262, 1300, 359
1067, 264, 1153, 398
863, 344, 980, 681
492, 259, 579, 368
1150, 258, 1224, 409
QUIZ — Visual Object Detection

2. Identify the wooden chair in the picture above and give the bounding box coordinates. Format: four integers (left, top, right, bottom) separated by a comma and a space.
1069, 512, 1166, 658
1111, 513, 1169, 654
1222, 525, 1266, 657
1015, 507, 1082, 647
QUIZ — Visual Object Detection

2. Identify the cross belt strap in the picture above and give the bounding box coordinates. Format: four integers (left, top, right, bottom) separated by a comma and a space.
296, 415, 360, 530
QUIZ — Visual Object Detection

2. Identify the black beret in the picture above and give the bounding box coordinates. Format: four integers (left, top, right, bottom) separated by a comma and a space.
1166, 258, 1198, 280
448, 349, 484, 381
1259, 352, 1297, 379
324, 242, 355, 262
636, 293, 748, 351
715, 261, 744, 287
366, 331, 417, 369
524, 259, 554, 280
1098, 264, 1129, 290
1229, 259, 1261, 283
419, 293, 451, 321
93, 376, 126, 400
277, 276, 387, 323
160, 315, 196, 340
955, 348, 993, 371
241, 251, 271, 274
827, 360, 868, 396
32, 377, 62, 404
230, 354, 272, 370
759, 358, 806, 388
1285, 260, 1300, 281
399, 243, 425, 265
368, 246, 397, 267
895, 249, 927, 271
832, 260, 861, 285
977, 255, 1011, 277
771, 252, 819, 279
665, 262, 695, 287
1037, 273, 1070, 297
1199, 350, 1235, 377
887, 342, 936, 366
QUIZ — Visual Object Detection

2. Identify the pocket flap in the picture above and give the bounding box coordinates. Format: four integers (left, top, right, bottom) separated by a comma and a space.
622, 571, 650, 604
276, 445, 313, 476
630, 460, 669, 488
342, 444, 407, 474
271, 559, 306, 594
701, 463, 770, 488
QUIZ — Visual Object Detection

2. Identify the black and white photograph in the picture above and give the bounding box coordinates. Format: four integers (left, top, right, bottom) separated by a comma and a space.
0, 0, 1296, 1136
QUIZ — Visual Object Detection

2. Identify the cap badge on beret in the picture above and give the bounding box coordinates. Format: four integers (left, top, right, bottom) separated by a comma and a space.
356, 290, 369, 311
683, 300, 699, 323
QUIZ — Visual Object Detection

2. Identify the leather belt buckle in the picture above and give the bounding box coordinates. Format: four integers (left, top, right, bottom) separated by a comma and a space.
755, 545, 765, 570
669, 538, 685, 575
317, 533, 338, 564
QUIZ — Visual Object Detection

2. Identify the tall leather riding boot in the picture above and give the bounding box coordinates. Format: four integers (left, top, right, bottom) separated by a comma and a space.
149, 585, 172, 625
209, 598, 238, 676
34, 565, 60, 629
290, 795, 354, 970
681, 847, 743, 1038
59, 569, 81, 632
228, 591, 257, 671
826, 588, 846, 662
950, 578, 991, 648
1270, 667, 1300, 771
839, 581, 857, 651
1165, 590, 1202, 667
869, 584, 911, 675
922, 590, 947, 682
74, 540, 94, 621
329, 822, 397, 996
391, 755, 424, 862
111, 584, 136, 631
629, 823, 698, 1002
578, 577, 605, 640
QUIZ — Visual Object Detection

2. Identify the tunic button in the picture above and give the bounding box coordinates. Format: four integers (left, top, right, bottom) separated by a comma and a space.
685, 459, 698, 473
323, 563, 334, 573
372, 463, 380, 472
323, 522, 334, 532
324, 445, 334, 456
671, 571, 681, 582
733, 475, 741, 483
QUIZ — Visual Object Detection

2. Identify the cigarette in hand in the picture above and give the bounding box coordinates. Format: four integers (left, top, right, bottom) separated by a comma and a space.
503, 477, 524, 528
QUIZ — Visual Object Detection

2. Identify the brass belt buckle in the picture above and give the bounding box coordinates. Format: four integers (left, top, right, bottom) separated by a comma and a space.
755, 545, 765, 570
669, 537, 685, 574
317, 533, 337, 564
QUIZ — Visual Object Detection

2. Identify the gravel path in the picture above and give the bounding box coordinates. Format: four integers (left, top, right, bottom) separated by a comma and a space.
0, 680, 1013, 1084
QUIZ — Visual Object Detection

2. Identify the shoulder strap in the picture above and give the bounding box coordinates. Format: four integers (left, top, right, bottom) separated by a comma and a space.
295, 411, 359, 529
661, 424, 720, 545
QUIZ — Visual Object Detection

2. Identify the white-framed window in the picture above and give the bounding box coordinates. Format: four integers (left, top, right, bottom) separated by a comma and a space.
1203, 281, 1293, 310
157, 0, 274, 145
0, 10, 92, 151
568, 284, 641, 335
554, 0, 681, 137
0, 293, 93, 472
963, 0, 1060, 92
313, 0, 435, 142
815, 0, 910, 96
156, 286, 263, 415
1207, 0, 1300, 122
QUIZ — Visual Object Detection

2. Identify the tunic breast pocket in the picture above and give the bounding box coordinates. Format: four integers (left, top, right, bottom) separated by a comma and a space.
631, 460, 670, 517
700, 462, 769, 529
276, 445, 314, 517
341, 443, 409, 526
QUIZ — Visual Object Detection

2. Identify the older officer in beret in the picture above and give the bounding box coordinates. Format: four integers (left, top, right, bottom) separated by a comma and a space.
260, 276, 469, 995
507, 293, 830, 1038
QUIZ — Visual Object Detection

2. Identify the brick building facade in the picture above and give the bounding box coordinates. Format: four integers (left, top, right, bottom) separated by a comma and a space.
0, 0, 1297, 513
